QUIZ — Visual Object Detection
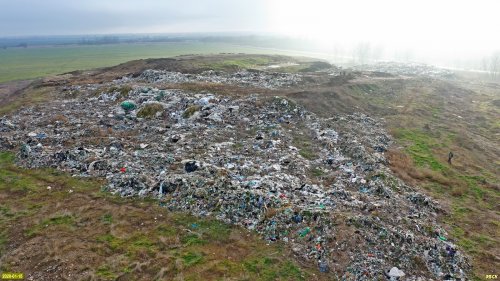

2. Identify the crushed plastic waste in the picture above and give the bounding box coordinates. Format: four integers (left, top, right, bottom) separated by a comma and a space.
0, 67, 471, 280
184, 161, 199, 173
319, 260, 329, 273
386, 267, 405, 280
120, 100, 136, 111
139, 69, 302, 89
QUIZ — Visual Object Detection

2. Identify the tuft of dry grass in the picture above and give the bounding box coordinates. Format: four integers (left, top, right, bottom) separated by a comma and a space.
137, 103, 164, 119
182, 105, 201, 119
50, 114, 69, 124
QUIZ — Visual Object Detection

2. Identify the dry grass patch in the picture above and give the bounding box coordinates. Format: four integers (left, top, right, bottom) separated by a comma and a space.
137, 103, 164, 119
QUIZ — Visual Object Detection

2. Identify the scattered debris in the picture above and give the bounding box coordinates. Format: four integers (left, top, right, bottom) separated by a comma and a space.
139, 69, 302, 89
354, 62, 455, 78
0, 68, 470, 280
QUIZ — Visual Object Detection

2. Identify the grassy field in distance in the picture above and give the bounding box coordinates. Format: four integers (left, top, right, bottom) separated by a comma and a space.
0, 42, 282, 83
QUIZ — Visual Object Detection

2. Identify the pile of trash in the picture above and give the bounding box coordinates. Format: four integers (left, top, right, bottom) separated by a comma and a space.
354, 62, 455, 79
0, 69, 470, 280
139, 69, 302, 89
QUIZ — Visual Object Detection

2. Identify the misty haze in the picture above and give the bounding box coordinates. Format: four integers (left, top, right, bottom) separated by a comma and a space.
0, 1, 498, 280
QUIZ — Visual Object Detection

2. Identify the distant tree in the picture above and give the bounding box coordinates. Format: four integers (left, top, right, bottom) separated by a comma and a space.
402, 49, 414, 62
490, 52, 500, 80
353, 42, 371, 64
79, 37, 90, 45
371, 45, 384, 62
333, 45, 340, 61
481, 57, 489, 72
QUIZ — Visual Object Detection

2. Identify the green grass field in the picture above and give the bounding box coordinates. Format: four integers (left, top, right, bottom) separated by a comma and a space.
0, 42, 281, 83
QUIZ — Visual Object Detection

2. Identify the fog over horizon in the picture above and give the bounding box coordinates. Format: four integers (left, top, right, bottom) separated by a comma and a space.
1, 0, 499, 67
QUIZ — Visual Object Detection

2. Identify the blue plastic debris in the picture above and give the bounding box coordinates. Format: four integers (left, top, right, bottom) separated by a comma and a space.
292, 213, 303, 223
359, 186, 369, 193
36, 133, 47, 139
319, 261, 329, 273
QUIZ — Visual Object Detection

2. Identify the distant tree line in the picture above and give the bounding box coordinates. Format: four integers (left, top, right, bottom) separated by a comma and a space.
0, 43, 27, 49
78, 36, 120, 45
350, 42, 385, 64
481, 51, 500, 80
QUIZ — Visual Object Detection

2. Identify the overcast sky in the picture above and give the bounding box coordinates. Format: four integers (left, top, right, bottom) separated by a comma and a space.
1, 0, 499, 59
0, 0, 271, 35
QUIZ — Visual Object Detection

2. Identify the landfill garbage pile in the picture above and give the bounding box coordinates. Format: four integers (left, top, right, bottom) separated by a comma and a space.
0, 69, 470, 280
353, 62, 455, 79
139, 69, 302, 89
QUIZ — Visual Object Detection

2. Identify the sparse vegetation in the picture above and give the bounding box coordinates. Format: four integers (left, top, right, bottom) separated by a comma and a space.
101, 213, 113, 224
182, 105, 201, 118
310, 167, 325, 177
137, 103, 164, 118
289, 125, 319, 162
26, 214, 75, 237
298, 148, 316, 160
182, 251, 204, 267
274, 61, 331, 73
0, 85, 55, 115
393, 129, 446, 171
105, 85, 132, 98
96, 265, 117, 280
202, 57, 272, 71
